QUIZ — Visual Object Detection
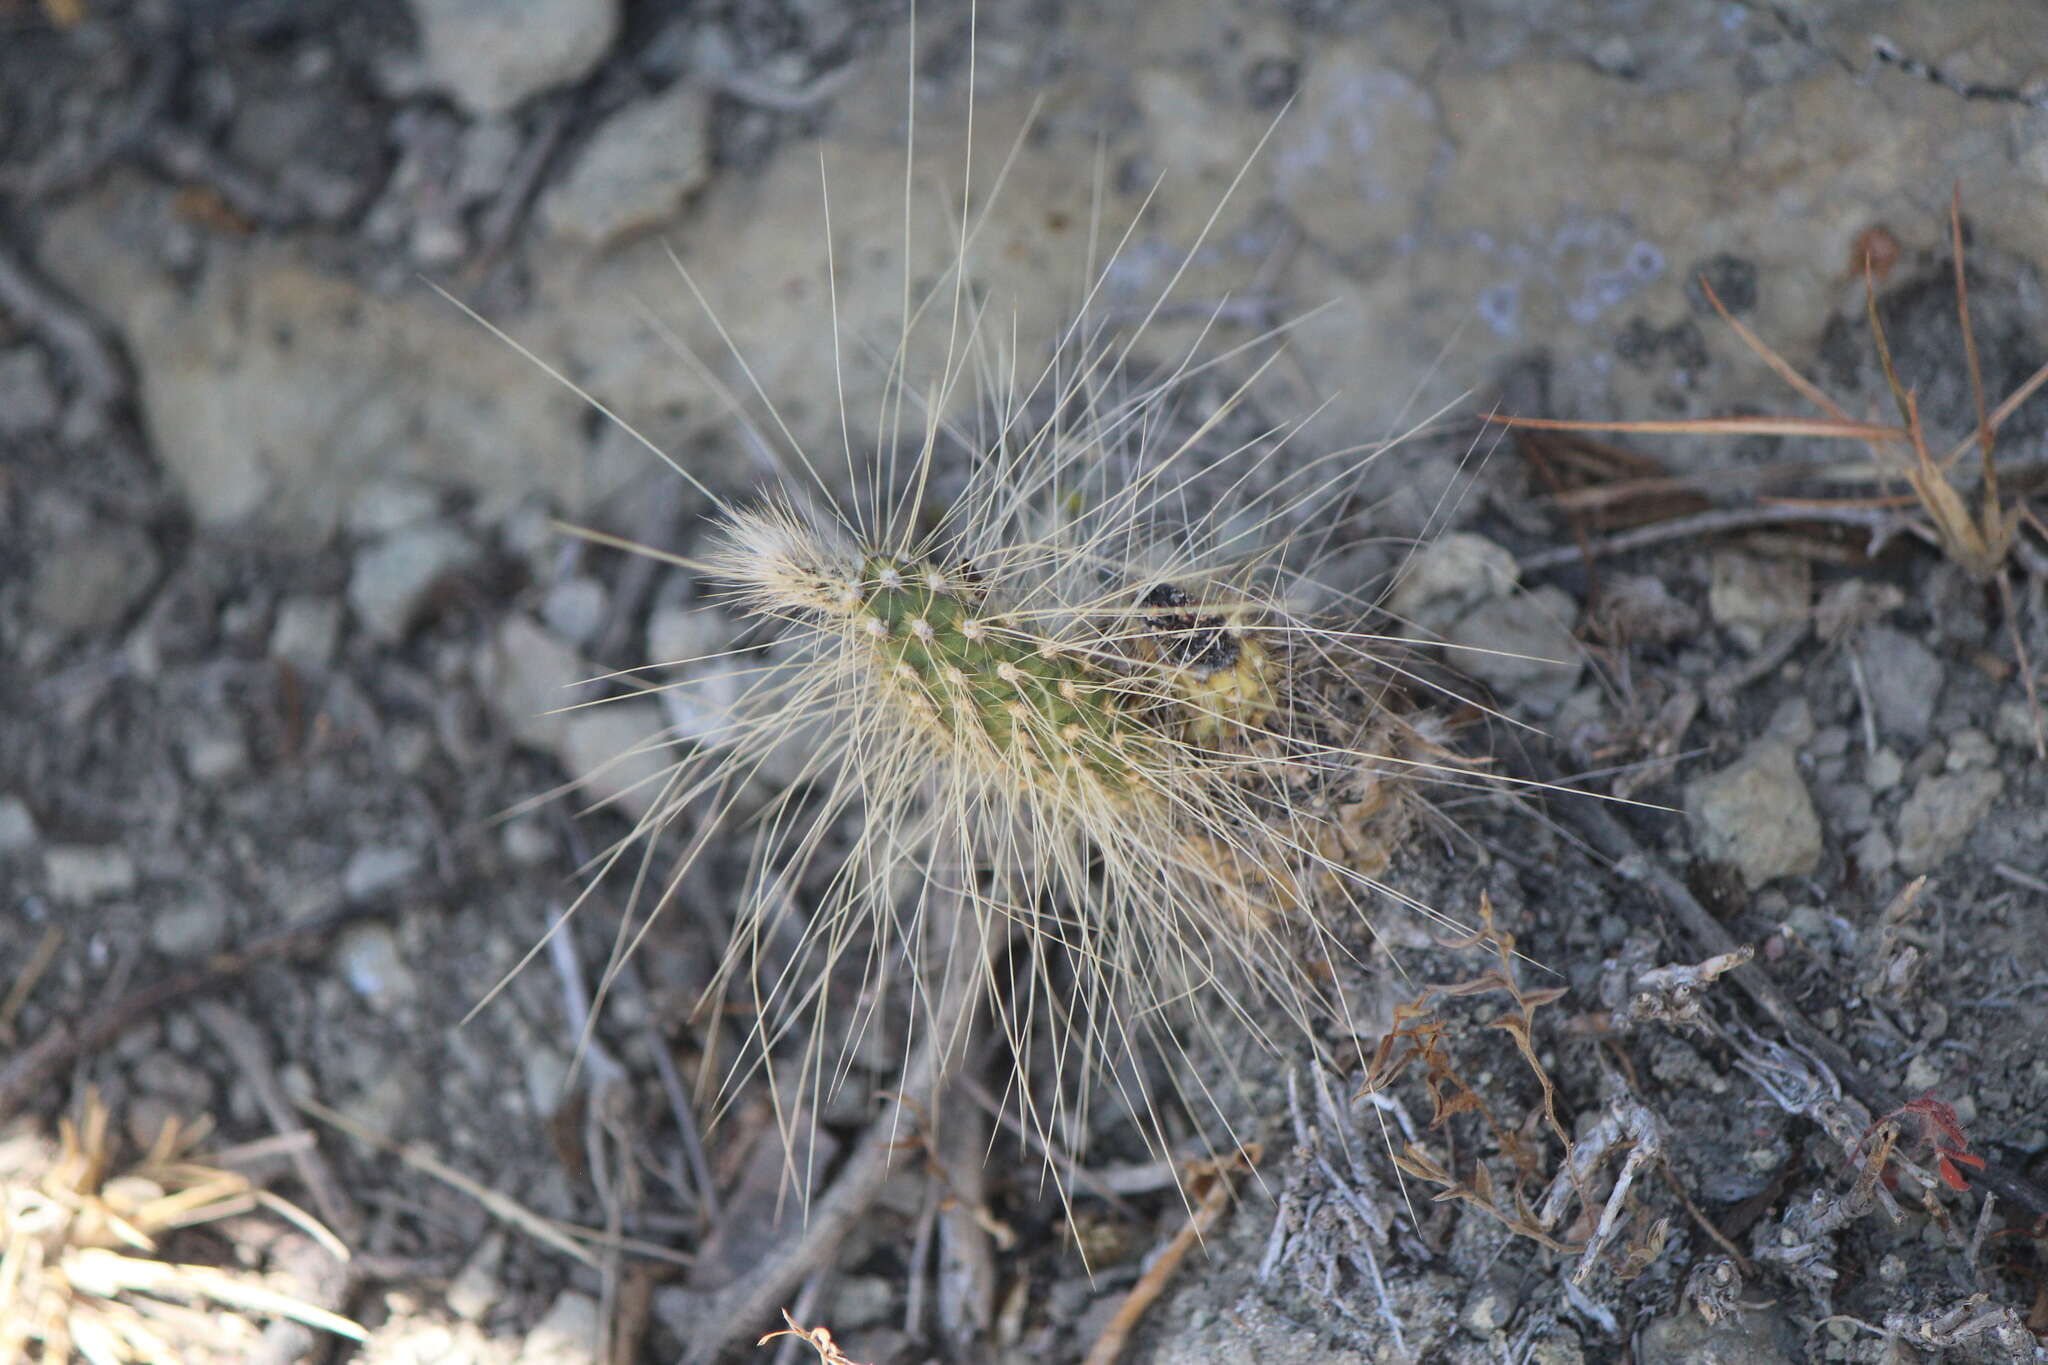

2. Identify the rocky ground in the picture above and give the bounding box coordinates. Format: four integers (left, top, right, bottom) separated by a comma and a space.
3, 0, 2048, 1362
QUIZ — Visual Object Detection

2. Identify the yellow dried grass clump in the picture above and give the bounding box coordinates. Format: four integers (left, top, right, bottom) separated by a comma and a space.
0, 1090, 363, 1364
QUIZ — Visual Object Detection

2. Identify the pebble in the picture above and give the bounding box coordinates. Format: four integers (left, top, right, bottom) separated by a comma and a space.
0, 346, 60, 435
1530, 1331, 1586, 1365
1638, 1304, 1797, 1365
1865, 746, 1903, 792
542, 81, 715, 244
1943, 727, 1996, 771
1385, 532, 1519, 635
500, 817, 557, 866
44, 845, 138, 903
541, 575, 607, 646
477, 615, 671, 818
1684, 741, 1822, 889
560, 700, 672, 822
270, 595, 343, 673
150, 900, 228, 958
0, 796, 38, 854
828, 1276, 896, 1331
519, 1289, 602, 1364
1707, 550, 1808, 652
1894, 769, 2003, 873
524, 1045, 570, 1115
1764, 697, 1813, 746
407, 0, 619, 117
343, 845, 423, 902
445, 1230, 506, 1322
346, 478, 443, 537
1854, 625, 1942, 743
348, 524, 481, 641
1459, 1282, 1519, 1336
1850, 827, 1895, 877
180, 725, 251, 784
1993, 698, 2041, 749
336, 922, 421, 1011
1444, 584, 1584, 716
645, 603, 725, 665
475, 614, 593, 751
28, 525, 162, 633
1905, 1052, 1944, 1093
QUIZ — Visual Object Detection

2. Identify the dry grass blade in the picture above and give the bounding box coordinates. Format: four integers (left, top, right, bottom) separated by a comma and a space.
1950, 186, 1996, 491
1487, 414, 1901, 441
1079, 1148, 1256, 1365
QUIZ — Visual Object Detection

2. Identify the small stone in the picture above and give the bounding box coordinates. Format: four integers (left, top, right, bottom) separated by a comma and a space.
0, 796, 38, 854
180, 726, 250, 784
1444, 584, 1584, 716
343, 845, 422, 902
1588, 35, 1637, 76
1994, 698, 2042, 749
28, 525, 161, 633
476, 614, 593, 751
1531, 1331, 1586, 1365
336, 923, 420, 1010
1685, 741, 1823, 889
541, 575, 607, 646
348, 524, 480, 641
520, 1289, 602, 1365
477, 615, 671, 819
1765, 698, 1813, 746
525, 1046, 570, 1115
270, 596, 342, 673
645, 603, 726, 664
1459, 1282, 1518, 1336
150, 901, 228, 958
1708, 551, 1808, 652
1894, 769, 2003, 873
560, 701, 672, 822
45, 845, 138, 902
1854, 626, 1943, 743
1851, 827, 1895, 876
445, 1230, 506, 1321
346, 478, 443, 536
408, 0, 619, 117
1640, 1304, 1798, 1365
0, 346, 60, 435
500, 817, 557, 866
543, 82, 715, 244
1943, 727, 1995, 771
1904, 1052, 1944, 1094
828, 1276, 896, 1332
1386, 532, 1519, 635
1807, 726, 1849, 758
1865, 747, 1903, 792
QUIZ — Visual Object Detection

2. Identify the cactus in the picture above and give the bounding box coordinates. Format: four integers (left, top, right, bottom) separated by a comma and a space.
456, 14, 1479, 1177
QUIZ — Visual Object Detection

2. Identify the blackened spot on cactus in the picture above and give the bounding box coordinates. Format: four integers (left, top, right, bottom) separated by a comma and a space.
1140, 583, 1239, 676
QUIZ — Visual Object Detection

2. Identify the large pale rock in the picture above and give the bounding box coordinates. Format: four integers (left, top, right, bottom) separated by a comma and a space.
1685, 741, 1823, 889
543, 83, 714, 245
1895, 769, 2003, 873
35, 204, 597, 535
407, 0, 618, 117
